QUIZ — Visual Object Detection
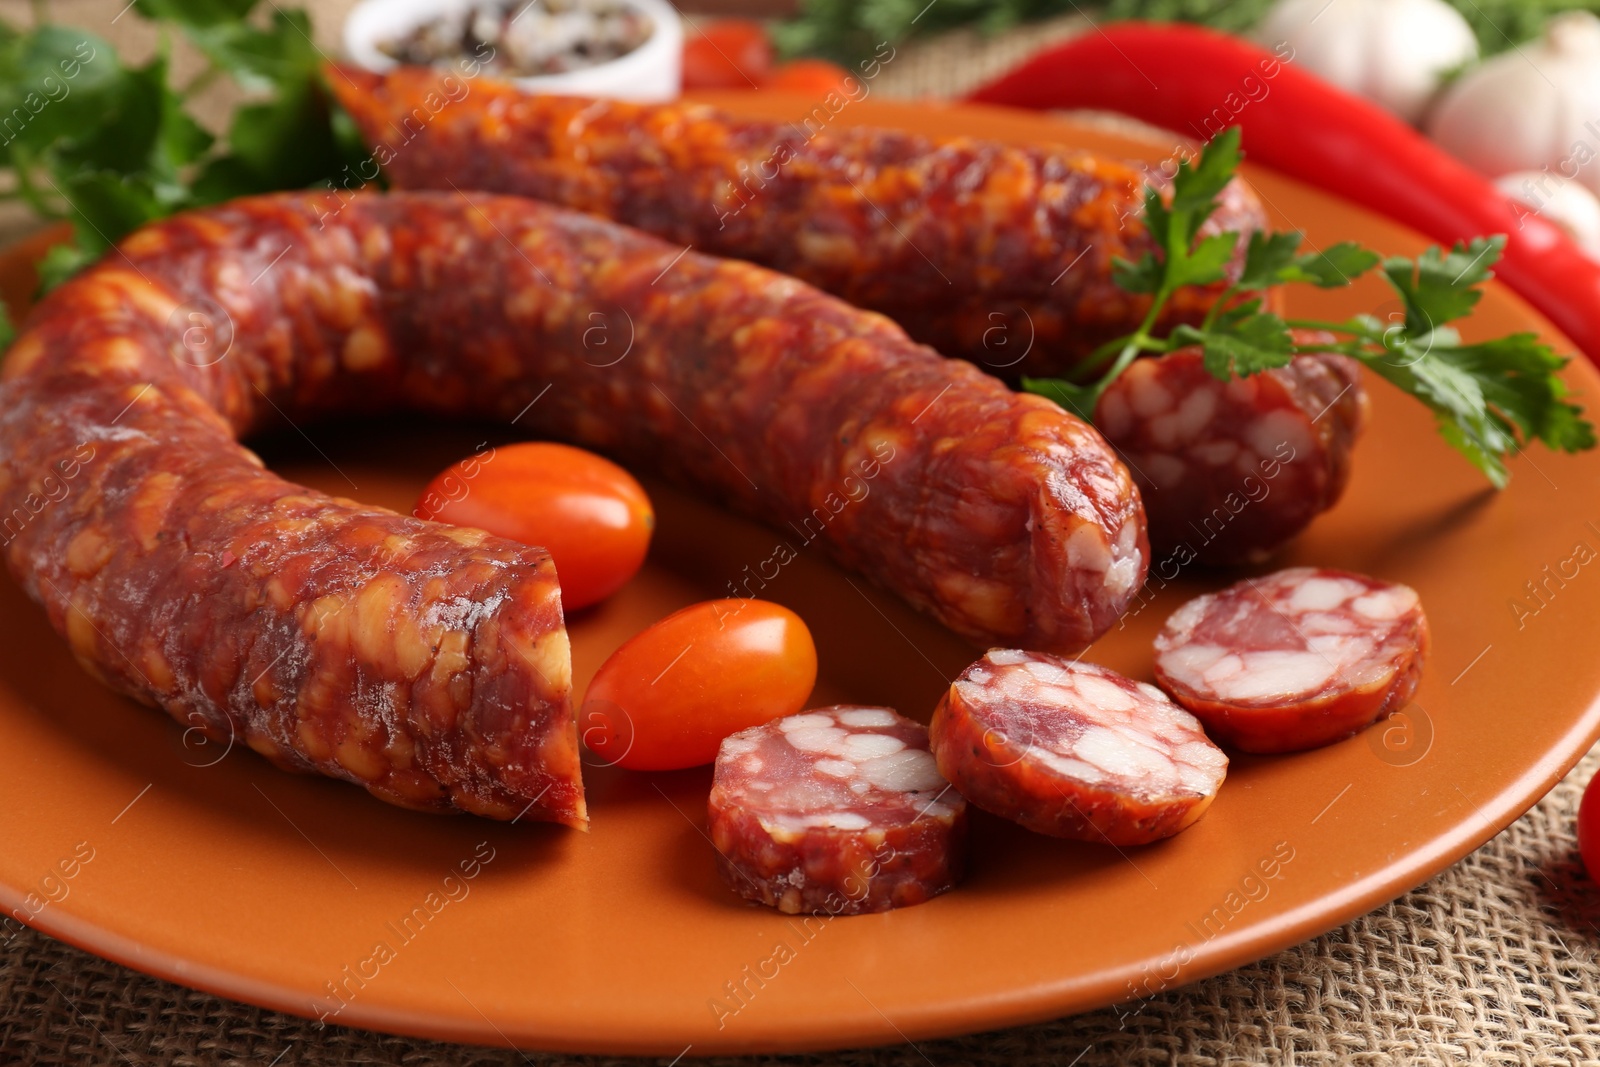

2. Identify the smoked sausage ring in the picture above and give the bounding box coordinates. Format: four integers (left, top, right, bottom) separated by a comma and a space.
0, 191, 1147, 825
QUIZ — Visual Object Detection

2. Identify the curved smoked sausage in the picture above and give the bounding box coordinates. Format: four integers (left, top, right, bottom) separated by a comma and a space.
0, 192, 1146, 823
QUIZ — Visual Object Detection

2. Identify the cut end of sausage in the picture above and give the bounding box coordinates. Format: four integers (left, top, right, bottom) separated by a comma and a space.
708, 706, 966, 915
930, 651, 1228, 846
1153, 567, 1429, 753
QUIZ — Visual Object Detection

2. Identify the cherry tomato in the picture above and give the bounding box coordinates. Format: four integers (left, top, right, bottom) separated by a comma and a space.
415, 442, 653, 611
1580, 769, 1600, 881
581, 599, 818, 770
682, 19, 772, 90
761, 59, 855, 98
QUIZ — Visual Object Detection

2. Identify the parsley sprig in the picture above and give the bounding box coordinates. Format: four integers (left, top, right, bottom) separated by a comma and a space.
0, 0, 366, 296
1023, 128, 1596, 488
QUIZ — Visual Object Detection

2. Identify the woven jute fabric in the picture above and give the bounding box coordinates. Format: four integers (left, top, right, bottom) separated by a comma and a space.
6, 5, 1600, 1064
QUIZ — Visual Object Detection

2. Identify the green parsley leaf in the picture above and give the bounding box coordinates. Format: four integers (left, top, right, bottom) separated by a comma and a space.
1167, 230, 1237, 289
1363, 344, 1518, 487
55, 51, 213, 185
1351, 240, 1594, 483
1020, 374, 1099, 422
219, 77, 355, 193
1135, 184, 1170, 262
54, 168, 166, 248
1110, 250, 1163, 295
1171, 308, 1296, 379
36, 241, 96, 291
1236, 231, 1380, 291
1437, 335, 1595, 452
0, 28, 121, 157
1382, 236, 1504, 337
1104, 132, 1242, 297
1169, 125, 1240, 225
1234, 230, 1303, 290
184, 8, 322, 95
1292, 242, 1382, 288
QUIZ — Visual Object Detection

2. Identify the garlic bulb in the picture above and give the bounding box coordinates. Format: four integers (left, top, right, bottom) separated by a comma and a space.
1429, 12, 1600, 197
1256, 0, 1477, 123
1494, 169, 1600, 259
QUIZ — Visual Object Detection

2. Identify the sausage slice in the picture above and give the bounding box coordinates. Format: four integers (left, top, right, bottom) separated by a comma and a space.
709, 707, 965, 914
1153, 567, 1429, 753
930, 651, 1228, 845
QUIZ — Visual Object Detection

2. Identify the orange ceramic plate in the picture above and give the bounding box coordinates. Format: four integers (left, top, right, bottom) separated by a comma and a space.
3, 95, 1600, 1056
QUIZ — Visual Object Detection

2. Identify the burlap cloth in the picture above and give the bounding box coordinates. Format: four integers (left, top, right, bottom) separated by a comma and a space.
6, 5, 1600, 1064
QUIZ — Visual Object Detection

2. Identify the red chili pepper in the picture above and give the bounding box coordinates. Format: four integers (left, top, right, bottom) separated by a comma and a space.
967, 22, 1600, 367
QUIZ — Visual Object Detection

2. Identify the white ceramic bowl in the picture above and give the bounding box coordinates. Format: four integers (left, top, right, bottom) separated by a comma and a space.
343, 0, 682, 102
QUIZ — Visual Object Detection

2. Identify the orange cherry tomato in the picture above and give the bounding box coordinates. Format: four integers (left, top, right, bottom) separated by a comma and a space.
761, 59, 855, 97
580, 599, 818, 770
415, 442, 653, 611
682, 19, 773, 90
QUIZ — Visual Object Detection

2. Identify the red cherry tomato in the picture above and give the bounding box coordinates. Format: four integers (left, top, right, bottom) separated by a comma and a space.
1580, 769, 1600, 881
580, 599, 818, 770
761, 59, 855, 97
415, 442, 653, 611
682, 19, 772, 90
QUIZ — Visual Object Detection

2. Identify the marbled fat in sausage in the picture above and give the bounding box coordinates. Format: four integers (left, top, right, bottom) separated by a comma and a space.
327, 65, 1267, 378
1095, 344, 1367, 565
709, 706, 965, 914
1153, 567, 1428, 753
930, 650, 1228, 845
0, 191, 1146, 824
